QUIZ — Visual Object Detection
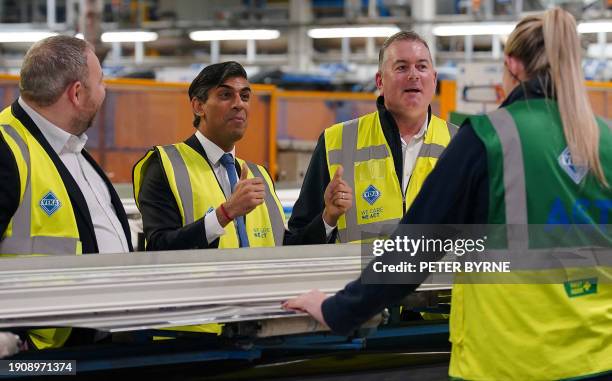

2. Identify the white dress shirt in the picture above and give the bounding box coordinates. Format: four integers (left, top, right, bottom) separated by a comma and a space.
18, 97, 129, 254
400, 116, 428, 195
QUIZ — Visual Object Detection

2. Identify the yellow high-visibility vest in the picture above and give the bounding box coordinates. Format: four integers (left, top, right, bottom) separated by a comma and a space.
324, 112, 457, 243
133, 142, 287, 336
0, 108, 82, 256
448, 104, 612, 380
0, 105, 82, 349
134, 142, 286, 249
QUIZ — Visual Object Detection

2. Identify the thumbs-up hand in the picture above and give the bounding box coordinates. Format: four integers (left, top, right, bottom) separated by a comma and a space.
239, 162, 249, 181
322, 165, 353, 227
218, 162, 265, 226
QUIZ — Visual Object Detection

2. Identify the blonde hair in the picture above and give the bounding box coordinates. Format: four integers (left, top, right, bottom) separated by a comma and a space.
504, 8, 607, 186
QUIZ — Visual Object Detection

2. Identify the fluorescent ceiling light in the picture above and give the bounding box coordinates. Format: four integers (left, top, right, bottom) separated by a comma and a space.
189, 29, 280, 41
307, 26, 399, 39
0, 31, 57, 43
101, 31, 158, 43
433, 23, 516, 36
577, 21, 612, 34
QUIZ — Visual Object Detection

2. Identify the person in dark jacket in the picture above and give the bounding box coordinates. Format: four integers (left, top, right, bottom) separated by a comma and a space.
284, 9, 611, 381
288, 31, 457, 244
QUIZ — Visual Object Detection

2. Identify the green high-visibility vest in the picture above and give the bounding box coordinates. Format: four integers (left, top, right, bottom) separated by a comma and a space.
449, 99, 612, 381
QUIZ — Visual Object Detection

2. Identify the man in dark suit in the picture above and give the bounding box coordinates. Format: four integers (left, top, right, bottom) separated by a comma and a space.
133, 61, 352, 250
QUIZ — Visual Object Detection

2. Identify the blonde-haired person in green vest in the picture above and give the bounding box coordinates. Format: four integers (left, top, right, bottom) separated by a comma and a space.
285, 8, 611, 381
288, 31, 458, 244
0, 36, 133, 349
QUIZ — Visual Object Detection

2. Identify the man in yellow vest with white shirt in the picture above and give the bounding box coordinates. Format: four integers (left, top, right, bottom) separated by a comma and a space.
0, 36, 133, 349
289, 31, 458, 243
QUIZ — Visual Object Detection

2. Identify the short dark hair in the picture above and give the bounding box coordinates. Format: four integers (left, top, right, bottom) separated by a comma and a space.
378, 31, 432, 72
189, 61, 248, 128
20, 35, 91, 106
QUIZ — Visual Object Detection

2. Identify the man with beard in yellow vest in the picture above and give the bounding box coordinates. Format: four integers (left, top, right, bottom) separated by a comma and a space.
289, 31, 458, 244
0, 36, 133, 349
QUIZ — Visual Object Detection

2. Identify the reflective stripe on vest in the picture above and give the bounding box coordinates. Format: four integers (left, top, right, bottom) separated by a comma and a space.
326, 114, 458, 243
163, 144, 195, 224
486, 109, 529, 251
246, 163, 285, 246
0, 124, 79, 255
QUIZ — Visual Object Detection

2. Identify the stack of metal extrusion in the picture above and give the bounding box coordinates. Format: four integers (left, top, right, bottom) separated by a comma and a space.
0, 245, 452, 379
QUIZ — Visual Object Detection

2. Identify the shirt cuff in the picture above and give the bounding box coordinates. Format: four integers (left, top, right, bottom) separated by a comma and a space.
323, 216, 336, 239
204, 210, 226, 244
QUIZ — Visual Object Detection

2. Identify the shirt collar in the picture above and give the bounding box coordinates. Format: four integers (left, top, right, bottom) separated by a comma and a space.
18, 97, 88, 154
401, 117, 428, 147
195, 130, 236, 166
413, 116, 428, 139
376, 97, 429, 145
